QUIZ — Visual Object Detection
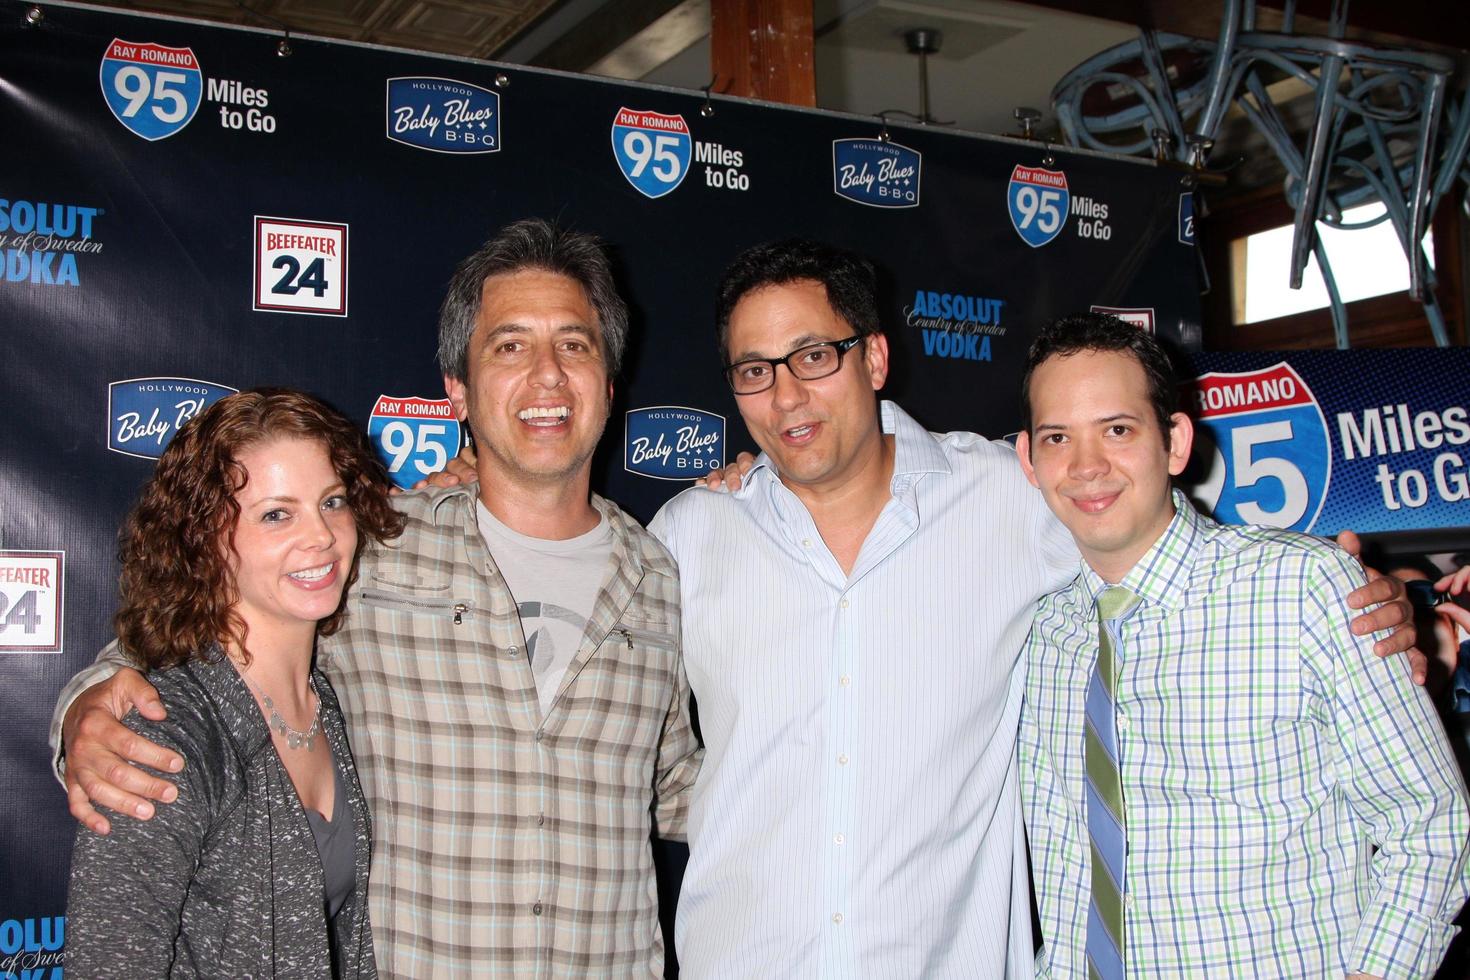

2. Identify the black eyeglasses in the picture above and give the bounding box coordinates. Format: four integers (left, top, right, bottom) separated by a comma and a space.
724, 336, 865, 395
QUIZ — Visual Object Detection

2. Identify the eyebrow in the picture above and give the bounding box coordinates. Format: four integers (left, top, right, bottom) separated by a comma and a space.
730, 332, 839, 362
481, 322, 598, 342
1033, 412, 1143, 433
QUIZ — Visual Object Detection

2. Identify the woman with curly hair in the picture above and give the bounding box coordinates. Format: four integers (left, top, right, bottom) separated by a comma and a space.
65, 388, 403, 979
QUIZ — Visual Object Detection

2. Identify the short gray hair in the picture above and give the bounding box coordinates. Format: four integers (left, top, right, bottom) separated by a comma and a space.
437, 218, 629, 381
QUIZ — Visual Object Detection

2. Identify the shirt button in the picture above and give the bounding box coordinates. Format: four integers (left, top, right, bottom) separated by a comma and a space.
536, 812, 545, 826
834, 833, 845, 845
532, 902, 543, 915
508, 646, 519, 658
1124, 895, 1134, 911
802, 538, 812, 547
1116, 712, 1131, 732
832, 912, 844, 925
840, 598, 849, 609
837, 753, 849, 765
534, 730, 545, 742
839, 674, 851, 687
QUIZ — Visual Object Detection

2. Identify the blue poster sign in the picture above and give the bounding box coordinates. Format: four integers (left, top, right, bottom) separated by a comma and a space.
611, 107, 691, 199
1184, 350, 1470, 535
107, 377, 237, 459
832, 138, 921, 208
625, 406, 725, 480
1185, 362, 1331, 532
367, 395, 462, 489
99, 38, 202, 141
386, 77, 500, 154
1007, 164, 1069, 247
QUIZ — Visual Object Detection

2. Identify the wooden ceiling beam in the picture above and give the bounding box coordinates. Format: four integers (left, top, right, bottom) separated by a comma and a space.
710, 0, 815, 106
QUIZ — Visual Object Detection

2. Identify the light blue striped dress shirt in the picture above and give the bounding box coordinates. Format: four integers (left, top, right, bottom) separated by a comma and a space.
650, 401, 1079, 979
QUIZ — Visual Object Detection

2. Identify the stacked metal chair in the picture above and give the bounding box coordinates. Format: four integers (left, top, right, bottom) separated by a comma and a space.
1050, 0, 1469, 347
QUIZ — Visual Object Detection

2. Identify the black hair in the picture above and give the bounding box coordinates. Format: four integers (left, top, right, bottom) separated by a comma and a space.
715, 239, 880, 358
1021, 312, 1180, 445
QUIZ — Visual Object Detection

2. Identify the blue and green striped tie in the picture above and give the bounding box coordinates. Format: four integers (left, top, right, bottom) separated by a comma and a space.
1085, 585, 1140, 980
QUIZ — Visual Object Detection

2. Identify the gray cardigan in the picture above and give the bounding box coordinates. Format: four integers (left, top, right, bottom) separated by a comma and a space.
66, 652, 376, 979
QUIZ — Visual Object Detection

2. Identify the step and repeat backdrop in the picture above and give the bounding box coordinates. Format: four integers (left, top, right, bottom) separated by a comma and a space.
1185, 349, 1470, 544
3, 0, 1460, 972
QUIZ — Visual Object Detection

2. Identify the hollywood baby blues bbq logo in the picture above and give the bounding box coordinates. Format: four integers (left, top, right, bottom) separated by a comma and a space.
1184, 362, 1331, 532
625, 407, 725, 479
368, 395, 462, 490
832, 139, 920, 208
386, 77, 500, 154
100, 39, 203, 141
108, 377, 238, 459
611, 108, 692, 199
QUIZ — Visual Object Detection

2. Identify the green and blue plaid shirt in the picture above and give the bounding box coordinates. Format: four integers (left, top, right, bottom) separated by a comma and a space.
1020, 491, 1470, 979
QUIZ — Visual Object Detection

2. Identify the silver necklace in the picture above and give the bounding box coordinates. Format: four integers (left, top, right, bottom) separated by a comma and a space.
245, 674, 321, 751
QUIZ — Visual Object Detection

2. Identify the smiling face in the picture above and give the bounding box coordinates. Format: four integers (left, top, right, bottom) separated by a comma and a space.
1017, 349, 1192, 583
444, 268, 612, 492
725, 279, 888, 494
228, 436, 359, 652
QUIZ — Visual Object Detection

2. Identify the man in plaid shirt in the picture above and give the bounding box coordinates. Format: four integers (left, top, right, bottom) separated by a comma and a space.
52, 219, 702, 977
1015, 313, 1470, 979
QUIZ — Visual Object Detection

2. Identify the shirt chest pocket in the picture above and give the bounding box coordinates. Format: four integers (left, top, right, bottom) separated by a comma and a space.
563, 621, 680, 738
355, 575, 511, 722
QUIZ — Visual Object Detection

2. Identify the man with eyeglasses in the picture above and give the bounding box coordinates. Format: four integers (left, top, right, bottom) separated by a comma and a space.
647, 238, 1415, 978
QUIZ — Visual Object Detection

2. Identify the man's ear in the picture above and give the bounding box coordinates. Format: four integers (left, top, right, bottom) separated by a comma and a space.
1015, 430, 1040, 488
444, 374, 469, 422
1166, 412, 1193, 476
863, 333, 890, 391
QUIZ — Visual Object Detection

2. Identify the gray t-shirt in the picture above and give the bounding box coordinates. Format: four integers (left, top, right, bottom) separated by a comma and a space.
475, 501, 614, 717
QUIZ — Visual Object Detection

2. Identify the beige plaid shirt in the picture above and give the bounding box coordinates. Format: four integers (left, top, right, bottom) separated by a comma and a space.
54, 484, 701, 979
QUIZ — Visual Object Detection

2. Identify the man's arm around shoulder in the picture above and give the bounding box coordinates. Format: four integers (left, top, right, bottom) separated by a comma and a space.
51, 640, 183, 834
1307, 548, 1470, 978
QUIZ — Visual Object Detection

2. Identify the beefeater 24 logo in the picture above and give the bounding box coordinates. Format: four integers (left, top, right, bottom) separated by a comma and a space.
0, 551, 65, 653
254, 216, 349, 316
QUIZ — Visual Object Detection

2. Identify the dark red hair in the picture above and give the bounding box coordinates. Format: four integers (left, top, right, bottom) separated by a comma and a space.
115, 388, 403, 669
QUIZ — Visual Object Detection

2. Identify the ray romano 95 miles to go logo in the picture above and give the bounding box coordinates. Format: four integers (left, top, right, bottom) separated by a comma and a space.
625, 407, 724, 479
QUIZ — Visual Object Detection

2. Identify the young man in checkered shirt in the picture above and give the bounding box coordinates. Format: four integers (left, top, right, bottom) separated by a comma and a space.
1016, 313, 1470, 980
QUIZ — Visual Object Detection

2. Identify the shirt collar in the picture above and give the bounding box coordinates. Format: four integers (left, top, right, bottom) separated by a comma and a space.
427, 481, 478, 523
742, 399, 951, 494
1076, 488, 1208, 613
428, 481, 644, 577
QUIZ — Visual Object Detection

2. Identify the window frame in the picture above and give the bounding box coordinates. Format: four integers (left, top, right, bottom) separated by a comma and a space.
1199, 186, 1466, 349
